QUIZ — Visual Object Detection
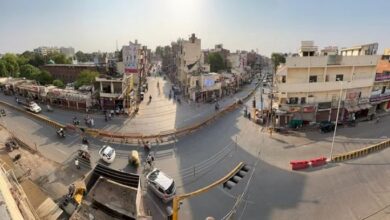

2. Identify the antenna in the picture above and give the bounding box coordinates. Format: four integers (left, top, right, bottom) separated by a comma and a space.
116, 40, 118, 51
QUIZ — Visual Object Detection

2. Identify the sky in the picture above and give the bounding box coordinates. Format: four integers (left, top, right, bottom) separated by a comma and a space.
0, 0, 389, 56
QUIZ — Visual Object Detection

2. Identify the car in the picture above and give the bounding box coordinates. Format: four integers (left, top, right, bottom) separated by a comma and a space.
146, 168, 176, 203
319, 121, 335, 133
98, 145, 116, 163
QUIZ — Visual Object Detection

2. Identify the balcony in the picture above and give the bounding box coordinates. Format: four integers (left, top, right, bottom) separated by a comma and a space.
277, 79, 373, 93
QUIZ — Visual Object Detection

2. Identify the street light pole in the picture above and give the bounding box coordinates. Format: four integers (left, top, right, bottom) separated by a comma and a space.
329, 81, 343, 161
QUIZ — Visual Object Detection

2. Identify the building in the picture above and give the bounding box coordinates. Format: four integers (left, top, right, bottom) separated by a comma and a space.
176, 34, 210, 95
188, 72, 222, 102
384, 48, 390, 56
340, 43, 378, 56
370, 56, 390, 112
33, 46, 60, 56
122, 40, 141, 74
320, 46, 338, 56
41, 64, 106, 83
298, 41, 318, 57
275, 54, 380, 126
60, 47, 75, 58
95, 74, 135, 111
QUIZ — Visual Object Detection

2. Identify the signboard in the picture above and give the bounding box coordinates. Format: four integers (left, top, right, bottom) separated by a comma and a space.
303, 106, 316, 113
318, 102, 331, 109
204, 78, 215, 87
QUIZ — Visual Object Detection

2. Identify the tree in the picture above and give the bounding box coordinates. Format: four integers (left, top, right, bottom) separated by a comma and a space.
34, 70, 53, 85
75, 51, 90, 62
2, 53, 20, 77
20, 64, 40, 79
48, 52, 71, 64
208, 52, 225, 73
75, 70, 99, 88
271, 53, 286, 73
0, 60, 8, 77
53, 79, 65, 88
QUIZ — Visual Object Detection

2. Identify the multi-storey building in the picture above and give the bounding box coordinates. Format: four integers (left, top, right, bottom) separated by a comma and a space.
122, 40, 141, 74
340, 43, 378, 56
176, 34, 210, 95
320, 46, 338, 56
298, 41, 318, 57
59, 47, 75, 58
33, 46, 60, 56
275, 53, 380, 125
370, 54, 390, 112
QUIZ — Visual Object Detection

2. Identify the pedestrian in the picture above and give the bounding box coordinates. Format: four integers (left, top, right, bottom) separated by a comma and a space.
75, 158, 80, 169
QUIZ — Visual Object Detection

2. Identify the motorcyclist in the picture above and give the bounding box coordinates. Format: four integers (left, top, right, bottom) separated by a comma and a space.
82, 137, 89, 145
149, 95, 152, 102
215, 102, 220, 111
73, 117, 79, 125
57, 128, 65, 137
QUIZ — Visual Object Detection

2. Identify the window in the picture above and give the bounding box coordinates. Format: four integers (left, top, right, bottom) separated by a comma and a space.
325, 75, 329, 82
309, 75, 317, 83
382, 86, 386, 94
336, 74, 343, 81
282, 76, 286, 83
358, 92, 362, 98
300, 97, 306, 104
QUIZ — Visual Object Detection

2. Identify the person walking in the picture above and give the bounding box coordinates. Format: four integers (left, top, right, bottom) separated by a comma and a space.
75, 158, 80, 169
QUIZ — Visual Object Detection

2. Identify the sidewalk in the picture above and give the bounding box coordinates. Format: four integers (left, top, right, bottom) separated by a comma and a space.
0, 76, 258, 135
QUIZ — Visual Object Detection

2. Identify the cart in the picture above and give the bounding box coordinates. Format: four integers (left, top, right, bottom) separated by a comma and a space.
129, 150, 140, 167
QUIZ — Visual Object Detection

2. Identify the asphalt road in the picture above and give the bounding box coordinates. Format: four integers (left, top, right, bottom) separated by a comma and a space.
0, 90, 389, 219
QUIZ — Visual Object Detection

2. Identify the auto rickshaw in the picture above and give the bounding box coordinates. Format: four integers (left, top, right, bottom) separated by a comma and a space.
129, 150, 140, 167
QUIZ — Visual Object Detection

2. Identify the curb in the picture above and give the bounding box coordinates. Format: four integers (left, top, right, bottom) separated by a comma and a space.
331, 139, 390, 162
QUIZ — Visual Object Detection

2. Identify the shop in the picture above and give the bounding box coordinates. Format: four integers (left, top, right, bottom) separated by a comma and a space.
45, 87, 92, 110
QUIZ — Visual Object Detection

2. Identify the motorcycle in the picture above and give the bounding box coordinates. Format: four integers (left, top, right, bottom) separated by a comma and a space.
73, 119, 80, 125
47, 105, 53, 112
82, 137, 89, 145
57, 129, 65, 138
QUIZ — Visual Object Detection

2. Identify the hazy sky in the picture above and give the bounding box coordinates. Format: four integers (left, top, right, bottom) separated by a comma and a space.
1, 0, 389, 56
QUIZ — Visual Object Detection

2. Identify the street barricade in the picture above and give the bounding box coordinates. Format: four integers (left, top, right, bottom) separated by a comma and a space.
290, 160, 309, 170
309, 157, 327, 167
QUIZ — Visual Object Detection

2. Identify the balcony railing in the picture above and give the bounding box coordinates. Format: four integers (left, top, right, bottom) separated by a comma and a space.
277, 79, 373, 93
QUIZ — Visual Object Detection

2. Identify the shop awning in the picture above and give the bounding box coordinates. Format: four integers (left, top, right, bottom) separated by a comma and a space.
345, 105, 360, 112
358, 104, 372, 110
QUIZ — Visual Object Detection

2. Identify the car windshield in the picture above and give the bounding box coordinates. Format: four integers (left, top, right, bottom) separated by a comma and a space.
148, 170, 159, 181
165, 181, 175, 194
103, 146, 114, 156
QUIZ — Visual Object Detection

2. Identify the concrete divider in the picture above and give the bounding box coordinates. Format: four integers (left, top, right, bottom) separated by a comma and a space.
332, 139, 390, 163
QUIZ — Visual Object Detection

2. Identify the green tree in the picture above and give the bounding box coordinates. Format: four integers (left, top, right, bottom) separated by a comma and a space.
34, 70, 53, 85
208, 52, 225, 73
52, 79, 65, 88
75, 51, 89, 62
271, 53, 286, 73
75, 70, 99, 88
48, 52, 71, 64
20, 64, 40, 79
2, 53, 20, 77
0, 60, 9, 77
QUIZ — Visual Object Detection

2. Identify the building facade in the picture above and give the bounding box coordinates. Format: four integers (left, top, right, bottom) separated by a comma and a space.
34, 46, 60, 56
122, 40, 141, 74
275, 55, 380, 125
340, 43, 378, 56
41, 64, 106, 83
370, 56, 390, 112
59, 47, 75, 58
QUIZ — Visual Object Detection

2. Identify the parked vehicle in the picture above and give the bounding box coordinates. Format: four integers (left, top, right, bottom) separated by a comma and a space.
146, 168, 176, 203
319, 121, 335, 133
98, 145, 116, 163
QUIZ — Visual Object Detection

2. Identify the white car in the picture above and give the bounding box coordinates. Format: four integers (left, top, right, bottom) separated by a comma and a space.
146, 168, 176, 203
28, 102, 42, 113
98, 145, 116, 163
